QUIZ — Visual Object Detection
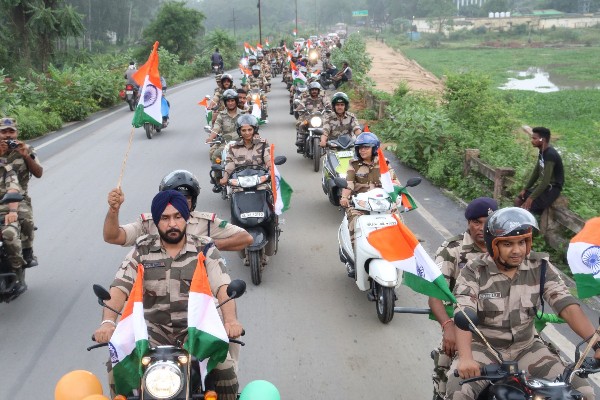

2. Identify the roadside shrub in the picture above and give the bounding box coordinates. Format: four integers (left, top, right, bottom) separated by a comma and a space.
41, 66, 98, 121
13, 106, 62, 139
331, 34, 372, 77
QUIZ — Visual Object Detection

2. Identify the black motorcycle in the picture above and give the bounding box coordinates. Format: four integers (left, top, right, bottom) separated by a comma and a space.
87, 280, 247, 400
212, 64, 224, 75
213, 158, 286, 285
319, 67, 337, 90
123, 84, 139, 111
0, 192, 27, 303
450, 308, 600, 400
295, 104, 327, 172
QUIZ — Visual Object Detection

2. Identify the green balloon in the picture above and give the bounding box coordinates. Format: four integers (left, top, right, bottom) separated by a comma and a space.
239, 380, 280, 400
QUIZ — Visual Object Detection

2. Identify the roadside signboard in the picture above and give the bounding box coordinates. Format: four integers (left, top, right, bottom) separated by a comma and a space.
352, 10, 368, 17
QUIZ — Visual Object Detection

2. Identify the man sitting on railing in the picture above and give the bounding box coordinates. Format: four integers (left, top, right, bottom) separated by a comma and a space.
514, 126, 563, 215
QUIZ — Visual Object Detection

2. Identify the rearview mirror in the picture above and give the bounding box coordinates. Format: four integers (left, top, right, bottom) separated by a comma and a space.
454, 307, 479, 332
226, 279, 246, 299
93, 284, 111, 302
405, 177, 422, 188
274, 156, 287, 165
0, 192, 24, 204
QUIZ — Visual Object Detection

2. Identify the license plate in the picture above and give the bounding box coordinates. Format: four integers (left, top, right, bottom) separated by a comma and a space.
126, 90, 133, 94
240, 212, 264, 218
337, 150, 353, 158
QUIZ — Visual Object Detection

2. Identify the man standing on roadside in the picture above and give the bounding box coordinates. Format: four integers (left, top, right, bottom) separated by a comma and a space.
515, 126, 563, 215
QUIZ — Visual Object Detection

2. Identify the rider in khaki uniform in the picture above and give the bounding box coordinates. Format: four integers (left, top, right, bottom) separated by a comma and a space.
447, 207, 598, 400
210, 74, 236, 125
104, 170, 252, 252
295, 82, 330, 151
206, 89, 243, 163
319, 92, 361, 148
428, 197, 497, 399
95, 190, 243, 400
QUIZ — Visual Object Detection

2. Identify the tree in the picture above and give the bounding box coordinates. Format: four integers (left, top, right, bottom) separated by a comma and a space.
141, 1, 205, 62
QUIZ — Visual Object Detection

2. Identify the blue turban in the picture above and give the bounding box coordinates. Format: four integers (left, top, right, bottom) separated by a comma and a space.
465, 197, 498, 220
151, 190, 190, 223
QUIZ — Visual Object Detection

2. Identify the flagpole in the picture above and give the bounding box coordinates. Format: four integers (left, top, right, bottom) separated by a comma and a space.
117, 127, 135, 188
257, 0, 262, 46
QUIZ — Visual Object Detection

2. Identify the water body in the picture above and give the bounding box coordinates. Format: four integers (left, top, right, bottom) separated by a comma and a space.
499, 67, 600, 92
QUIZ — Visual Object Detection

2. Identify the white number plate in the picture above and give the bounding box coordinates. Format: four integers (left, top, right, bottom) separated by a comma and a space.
126, 90, 133, 94
240, 212, 265, 218
337, 150, 353, 158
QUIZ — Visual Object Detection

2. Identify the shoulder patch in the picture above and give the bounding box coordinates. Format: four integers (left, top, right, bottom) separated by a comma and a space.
140, 212, 153, 222
218, 220, 228, 228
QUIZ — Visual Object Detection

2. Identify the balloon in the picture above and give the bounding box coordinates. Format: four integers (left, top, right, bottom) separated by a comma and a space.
55, 370, 103, 400
239, 380, 280, 400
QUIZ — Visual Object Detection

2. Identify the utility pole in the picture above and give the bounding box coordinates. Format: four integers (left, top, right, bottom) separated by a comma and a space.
295, 0, 298, 36
230, 8, 237, 41
257, 0, 262, 45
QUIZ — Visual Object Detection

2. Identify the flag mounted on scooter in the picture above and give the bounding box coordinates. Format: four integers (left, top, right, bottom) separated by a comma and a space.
377, 148, 417, 211
132, 41, 162, 128
265, 40, 270, 48
567, 217, 600, 299
250, 95, 266, 125
256, 43, 263, 52
198, 95, 212, 125
244, 42, 250, 54
367, 215, 456, 303
290, 62, 306, 86
109, 265, 150, 396
270, 144, 293, 214
183, 253, 229, 380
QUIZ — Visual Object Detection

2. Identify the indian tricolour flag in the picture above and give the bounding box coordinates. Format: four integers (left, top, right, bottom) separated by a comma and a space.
132, 41, 162, 128
198, 95, 212, 125
256, 43, 263, 52
250, 95, 266, 125
367, 214, 456, 303
183, 253, 229, 380
109, 265, 149, 396
377, 147, 417, 211
270, 144, 293, 215
290, 62, 306, 86
567, 217, 600, 299
244, 42, 250, 54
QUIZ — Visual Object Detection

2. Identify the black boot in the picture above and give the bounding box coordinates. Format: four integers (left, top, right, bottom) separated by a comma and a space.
10, 268, 27, 299
23, 248, 38, 268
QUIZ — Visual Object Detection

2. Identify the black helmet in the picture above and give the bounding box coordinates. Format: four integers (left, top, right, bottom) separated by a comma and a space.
331, 91, 350, 111
236, 114, 259, 136
484, 207, 539, 261
222, 89, 239, 104
220, 74, 233, 84
159, 170, 201, 211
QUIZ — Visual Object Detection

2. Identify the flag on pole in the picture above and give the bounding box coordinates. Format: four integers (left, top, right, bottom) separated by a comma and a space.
265, 40, 270, 48
183, 253, 229, 380
367, 215, 456, 303
244, 42, 250, 54
375, 148, 417, 211
293, 29, 297, 36
250, 95, 266, 125
567, 217, 600, 299
109, 265, 149, 396
269, 144, 293, 214
256, 43, 263, 52
250, 45, 256, 55
306, 39, 312, 49
198, 95, 212, 125
290, 62, 306, 86
132, 42, 162, 128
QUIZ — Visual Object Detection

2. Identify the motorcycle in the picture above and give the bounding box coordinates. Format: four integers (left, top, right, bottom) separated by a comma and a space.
0, 192, 27, 303
144, 87, 170, 140
294, 102, 327, 172
212, 64, 224, 75
211, 157, 287, 285
205, 128, 237, 201
319, 67, 337, 90
270, 60, 279, 77
451, 308, 600, 400
85, 280, 247, 400
336, 177, 421, 323
291, 82, 308, 119
248, 88, 267, 121
321, 134, 356, 205
121, 84, 139, 111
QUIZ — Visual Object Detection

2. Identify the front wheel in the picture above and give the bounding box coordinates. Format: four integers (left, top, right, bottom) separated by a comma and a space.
249, 250, 262, 285
144, 123, 153, 139
128, 99, 135, 111
374, 283, 395, 324
313, 137, 321, 172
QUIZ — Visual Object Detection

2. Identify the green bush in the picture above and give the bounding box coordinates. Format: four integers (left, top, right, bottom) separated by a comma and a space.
13, 106, 62, 139
331, 34, 372, 78
41, 66, 98, 121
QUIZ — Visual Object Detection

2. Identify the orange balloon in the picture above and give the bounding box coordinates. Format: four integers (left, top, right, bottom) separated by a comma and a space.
82, 396, 110, 400
55, 370, 103, 400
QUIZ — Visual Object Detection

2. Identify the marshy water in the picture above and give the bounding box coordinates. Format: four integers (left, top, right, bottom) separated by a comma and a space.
499, 67, 600, 92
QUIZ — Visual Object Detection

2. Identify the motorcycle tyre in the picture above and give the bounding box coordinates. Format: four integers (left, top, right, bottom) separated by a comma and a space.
374, 282, 394, 324
313, 137, 321, 172
249, 250, 262, 286
128, 100, 135, 111
220, 186, 228, 201
145, 123, 153, 139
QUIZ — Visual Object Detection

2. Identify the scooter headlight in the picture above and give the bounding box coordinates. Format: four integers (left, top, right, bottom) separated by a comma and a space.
144, 361, 183, 399
368, 197, 392, 212
252, 94, 260, 101
310, 116, 322, 127
238, 175, 261, 188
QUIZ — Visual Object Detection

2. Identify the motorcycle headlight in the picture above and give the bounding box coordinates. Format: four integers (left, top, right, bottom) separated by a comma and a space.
310, 116, 322, 127
238, 175, 261, 188
252, 94, 259, 100
368, 197, 392, 212
144, 361, 183, 399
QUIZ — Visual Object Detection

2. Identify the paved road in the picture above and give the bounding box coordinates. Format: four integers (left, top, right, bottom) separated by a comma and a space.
0, 69, 598, 399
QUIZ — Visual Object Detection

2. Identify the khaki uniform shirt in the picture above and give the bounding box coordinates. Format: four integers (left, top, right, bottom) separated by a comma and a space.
346, 156, 396, 194
112, 234, 230, 347
300, 94, 330, 113
0, 161, 21, 195
213, 109, 242, 142
6, 145, 39, 204
120, 210, 246, 247
224, 138, 271, 178
454, 252, 578, 351
323, 111, 360, 140
247, 75, 267, 91
434, 232, 485, 291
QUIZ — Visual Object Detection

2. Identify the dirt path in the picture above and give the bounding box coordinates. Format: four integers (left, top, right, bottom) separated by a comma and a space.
365, 39, 444, 95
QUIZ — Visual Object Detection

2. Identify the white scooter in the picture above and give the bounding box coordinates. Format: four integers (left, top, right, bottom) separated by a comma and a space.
336, 177, 421, 324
